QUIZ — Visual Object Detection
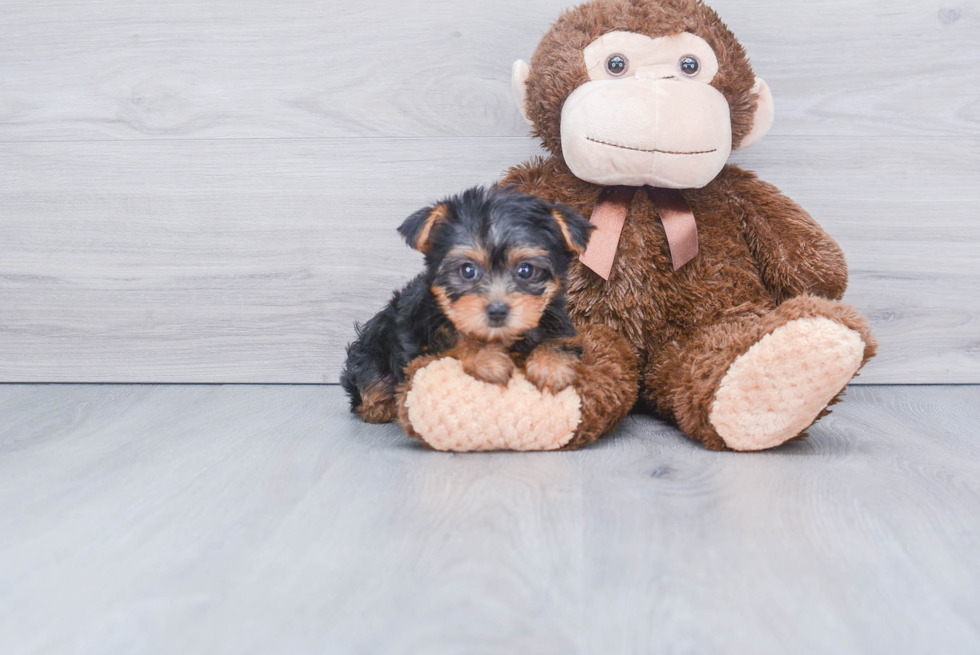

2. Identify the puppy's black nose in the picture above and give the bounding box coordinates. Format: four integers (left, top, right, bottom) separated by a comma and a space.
486, 302, 510, 326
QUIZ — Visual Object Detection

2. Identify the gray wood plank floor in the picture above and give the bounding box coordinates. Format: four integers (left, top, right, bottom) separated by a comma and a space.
1, 384, 978, 655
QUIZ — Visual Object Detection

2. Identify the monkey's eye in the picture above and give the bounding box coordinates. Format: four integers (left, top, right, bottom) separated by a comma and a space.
459, 263, 479, 280
516, 263, 535, 280
679, 55, 700, 77
605, 54, 629, 77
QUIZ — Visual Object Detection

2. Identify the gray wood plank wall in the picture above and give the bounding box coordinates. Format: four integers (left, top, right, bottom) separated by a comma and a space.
1, 0, 977, 383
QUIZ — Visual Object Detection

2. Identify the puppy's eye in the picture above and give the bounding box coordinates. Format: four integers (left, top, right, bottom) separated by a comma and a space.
459, 263, 479, 280
516, 263, 535, 280
679, 55, 700, 77
605, 54, 629, 77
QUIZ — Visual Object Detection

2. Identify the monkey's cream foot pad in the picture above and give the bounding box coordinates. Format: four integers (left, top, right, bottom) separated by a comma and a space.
404, 358, 582, 452
709, 318, 866, 452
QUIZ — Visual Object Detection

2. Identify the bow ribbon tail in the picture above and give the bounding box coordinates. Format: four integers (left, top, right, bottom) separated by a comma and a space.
579, 186, 637, 281
646, 187, 699, 272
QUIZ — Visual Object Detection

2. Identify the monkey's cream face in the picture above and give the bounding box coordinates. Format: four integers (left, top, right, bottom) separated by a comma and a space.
561, 32, 733, 189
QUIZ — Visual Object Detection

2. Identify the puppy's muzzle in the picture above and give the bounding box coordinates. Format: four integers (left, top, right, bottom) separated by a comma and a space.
486, 302, 510, 327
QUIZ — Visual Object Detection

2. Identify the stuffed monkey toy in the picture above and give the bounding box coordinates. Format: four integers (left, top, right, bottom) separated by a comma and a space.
396, 0, 877, 452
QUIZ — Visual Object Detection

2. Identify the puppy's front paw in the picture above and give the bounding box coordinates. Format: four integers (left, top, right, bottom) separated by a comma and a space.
461, 346, 516, 386
525, 344, 579, 394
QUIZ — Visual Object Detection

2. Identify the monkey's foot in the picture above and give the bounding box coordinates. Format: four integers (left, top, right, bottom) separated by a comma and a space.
396, 324, 638, 452
709, 317, 866, 452
403, 358, 581, 452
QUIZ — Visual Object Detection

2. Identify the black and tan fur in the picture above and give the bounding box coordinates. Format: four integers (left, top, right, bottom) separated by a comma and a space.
340, 186, 592, 423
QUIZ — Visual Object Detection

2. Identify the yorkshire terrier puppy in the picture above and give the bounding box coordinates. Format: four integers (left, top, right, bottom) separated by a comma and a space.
340, 186, 593, 424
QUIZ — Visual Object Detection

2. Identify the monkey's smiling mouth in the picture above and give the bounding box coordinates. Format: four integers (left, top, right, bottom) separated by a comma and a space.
587, 137, 717, 156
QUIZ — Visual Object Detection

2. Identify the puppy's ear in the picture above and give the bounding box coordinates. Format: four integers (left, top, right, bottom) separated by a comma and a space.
549, 204, 592, 255
397, 203, 452, 253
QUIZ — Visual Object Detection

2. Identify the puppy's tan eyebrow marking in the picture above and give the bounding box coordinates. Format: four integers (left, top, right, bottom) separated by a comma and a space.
448, 246, 489, 267
508, 246, 549, 266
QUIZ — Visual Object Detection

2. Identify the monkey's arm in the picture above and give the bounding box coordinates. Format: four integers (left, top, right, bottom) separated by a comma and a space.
726, 167, 848, 302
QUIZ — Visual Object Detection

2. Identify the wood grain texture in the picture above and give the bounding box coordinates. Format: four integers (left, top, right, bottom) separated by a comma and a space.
1, 136, 977, 383
0, 0, 977, 140
1, 384, 978, 654
0, 0, 978, 383
0, 138, 540, 383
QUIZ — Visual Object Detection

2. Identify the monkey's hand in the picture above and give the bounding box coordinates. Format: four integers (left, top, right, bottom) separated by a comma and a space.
457, 340, 516, 387
524, 339, 582, 394
396, 324, 637, 452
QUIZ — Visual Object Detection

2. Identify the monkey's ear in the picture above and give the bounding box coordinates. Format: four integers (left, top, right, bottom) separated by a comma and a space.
512, 60, 533, 126
737, 77, 775, 150
397, 203, 452, 253
550, 204, 592, 255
